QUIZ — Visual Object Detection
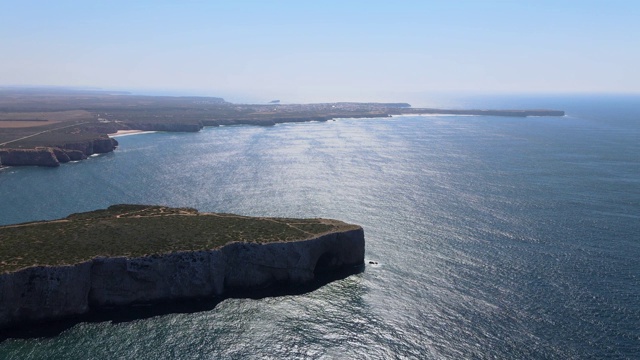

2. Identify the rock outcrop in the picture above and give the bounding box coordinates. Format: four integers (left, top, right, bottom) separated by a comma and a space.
91, 137, 118, 153
0, 137, 117, 167
51, 148, 71, 163
61, 137, 118, 157
0, 228, 364, 330
0, 148, 60, 167
64, 149, 87, 161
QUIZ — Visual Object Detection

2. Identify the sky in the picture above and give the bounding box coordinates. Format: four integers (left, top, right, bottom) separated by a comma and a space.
1, 0, 639, 103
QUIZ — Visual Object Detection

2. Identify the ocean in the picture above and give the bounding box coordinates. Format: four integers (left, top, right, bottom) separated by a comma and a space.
0, 94, 638, 359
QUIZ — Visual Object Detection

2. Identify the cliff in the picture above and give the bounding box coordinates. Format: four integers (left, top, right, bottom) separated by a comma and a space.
201, 116, 334, 127
0, 137, 116, 167
398, 108, 566, 117
0, 148, 60, 167
0, 205, 365, 331
121, 122, 203, 132
58, 136, 118, 156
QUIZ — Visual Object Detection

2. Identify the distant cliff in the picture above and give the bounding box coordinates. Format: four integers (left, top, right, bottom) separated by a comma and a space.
0, 99, 565, 169
122, 122, 203, 132
0, 148, 60, 167
202, 116, 333, 127
0, 137, 117, 167
397, 108, 566, 117
0, 206, 365, 331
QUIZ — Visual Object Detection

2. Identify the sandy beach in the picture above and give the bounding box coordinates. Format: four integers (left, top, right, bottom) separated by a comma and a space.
108, 130, 155, 137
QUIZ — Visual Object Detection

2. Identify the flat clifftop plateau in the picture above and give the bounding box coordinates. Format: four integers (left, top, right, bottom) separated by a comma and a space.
0, 204, 361, 274
0, 205, 365, 331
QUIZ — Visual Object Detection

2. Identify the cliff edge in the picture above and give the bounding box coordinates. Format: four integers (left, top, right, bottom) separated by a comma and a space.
0, 205, 365, 331
0, 137, 117, 167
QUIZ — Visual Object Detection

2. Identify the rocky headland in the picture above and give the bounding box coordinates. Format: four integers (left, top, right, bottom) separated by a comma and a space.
0, 137, 117, 167
0, 205, 365, 332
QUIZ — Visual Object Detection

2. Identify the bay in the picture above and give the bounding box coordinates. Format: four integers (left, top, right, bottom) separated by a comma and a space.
0, 94, 638, 359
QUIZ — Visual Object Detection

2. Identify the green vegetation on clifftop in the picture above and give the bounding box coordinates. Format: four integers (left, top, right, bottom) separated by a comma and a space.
0, 205, 360, 274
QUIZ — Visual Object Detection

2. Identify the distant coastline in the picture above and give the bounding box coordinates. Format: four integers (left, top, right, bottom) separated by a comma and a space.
0, 89, 565, 168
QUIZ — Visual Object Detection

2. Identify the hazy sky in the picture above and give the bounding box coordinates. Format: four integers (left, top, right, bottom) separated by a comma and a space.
1, 0, 638, 102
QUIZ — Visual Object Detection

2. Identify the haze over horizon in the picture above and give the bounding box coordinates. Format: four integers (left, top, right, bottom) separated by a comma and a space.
1, 1, 638, 103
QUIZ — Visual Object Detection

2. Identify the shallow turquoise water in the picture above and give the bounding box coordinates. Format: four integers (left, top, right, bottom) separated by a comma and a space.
0, 95, 638, 359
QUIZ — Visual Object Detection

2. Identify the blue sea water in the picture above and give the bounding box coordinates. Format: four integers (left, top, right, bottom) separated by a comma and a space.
0, 94, 638, 359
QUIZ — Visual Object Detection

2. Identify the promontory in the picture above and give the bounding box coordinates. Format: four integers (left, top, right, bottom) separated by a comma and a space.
0, 205, 365, 331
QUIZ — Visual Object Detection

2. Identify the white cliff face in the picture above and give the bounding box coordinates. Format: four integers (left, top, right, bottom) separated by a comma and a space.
0, 228, 364, 330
